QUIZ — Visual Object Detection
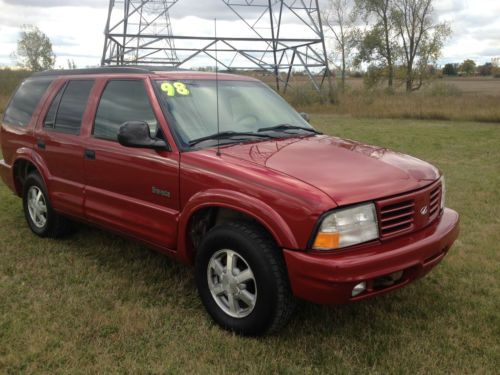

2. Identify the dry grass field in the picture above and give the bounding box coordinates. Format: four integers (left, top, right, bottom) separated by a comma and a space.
339, 76, 500, 95
287, 77, 500, 123
294, 92, 500, 123
435, 76, 500, 95
247, 73, 500, 123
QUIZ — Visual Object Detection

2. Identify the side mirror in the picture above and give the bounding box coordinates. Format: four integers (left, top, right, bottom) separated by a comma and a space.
300, 112, 310, 122
118, 121, 170, 151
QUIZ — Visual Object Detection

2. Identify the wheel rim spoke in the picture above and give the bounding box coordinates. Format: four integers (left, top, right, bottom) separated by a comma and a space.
211, 283, 225, 296
235, 269, 254, 284
227, 293, 239, 315
38, 203, 47, 215
238, 290, 256, 308
28, 204, 35, 217
209, 258, 224, 277
226, 252, 235, 275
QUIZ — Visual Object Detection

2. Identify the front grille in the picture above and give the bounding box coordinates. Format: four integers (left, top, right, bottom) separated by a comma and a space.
429, 185, 442, 218
376, 180, 442, 240
379, 200, 415, 236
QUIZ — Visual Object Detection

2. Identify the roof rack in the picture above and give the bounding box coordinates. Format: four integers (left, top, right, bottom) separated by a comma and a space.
31, 65, 182, 77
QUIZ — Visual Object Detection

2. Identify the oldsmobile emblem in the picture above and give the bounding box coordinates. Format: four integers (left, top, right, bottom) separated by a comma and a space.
420, 206, 429, 215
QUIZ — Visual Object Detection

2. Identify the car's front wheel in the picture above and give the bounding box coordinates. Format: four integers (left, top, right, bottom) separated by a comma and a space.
195, 221, 296, 335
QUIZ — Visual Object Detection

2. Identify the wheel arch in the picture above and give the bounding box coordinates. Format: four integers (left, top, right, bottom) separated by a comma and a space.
177, 189, 298, 264
11, 149, 51, 197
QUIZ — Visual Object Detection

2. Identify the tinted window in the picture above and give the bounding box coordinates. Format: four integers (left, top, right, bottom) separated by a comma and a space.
93, 80, 157, 141
53, 80, 94, 134
44, 84, 65, 128
3, 79, 53, 127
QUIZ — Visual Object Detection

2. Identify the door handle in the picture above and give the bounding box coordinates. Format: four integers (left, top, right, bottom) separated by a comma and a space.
37, 139, 46, 150
84, 149, 96, 160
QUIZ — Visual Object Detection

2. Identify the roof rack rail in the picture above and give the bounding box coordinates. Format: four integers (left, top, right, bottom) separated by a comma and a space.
31, 65, 182, 77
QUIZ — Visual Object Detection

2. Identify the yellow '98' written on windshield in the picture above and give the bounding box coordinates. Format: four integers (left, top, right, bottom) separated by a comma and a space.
160, 81, 191, 97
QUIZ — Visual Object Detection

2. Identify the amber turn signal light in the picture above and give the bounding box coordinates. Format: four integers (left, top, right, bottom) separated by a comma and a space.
313, 232, 340, 250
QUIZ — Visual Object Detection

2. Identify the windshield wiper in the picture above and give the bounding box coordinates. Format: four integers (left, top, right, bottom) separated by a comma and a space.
189, 131, 272, 147
258, 124, 322, 134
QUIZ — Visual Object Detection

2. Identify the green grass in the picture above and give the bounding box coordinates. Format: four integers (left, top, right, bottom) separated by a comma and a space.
1, 117, 499, 373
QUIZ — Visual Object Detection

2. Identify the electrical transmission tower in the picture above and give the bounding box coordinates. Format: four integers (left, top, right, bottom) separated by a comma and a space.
101, 0, 333, 94
102, 0, 179, 66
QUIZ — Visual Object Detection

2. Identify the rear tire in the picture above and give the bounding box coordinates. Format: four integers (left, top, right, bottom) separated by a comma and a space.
195, 221, 296, 336
22, 172, 73, 238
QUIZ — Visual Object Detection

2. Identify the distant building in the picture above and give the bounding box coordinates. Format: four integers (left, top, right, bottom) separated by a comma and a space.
492, 57, 500, 67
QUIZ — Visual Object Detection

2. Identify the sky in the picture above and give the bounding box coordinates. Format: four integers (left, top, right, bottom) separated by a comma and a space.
0, 0, 499, 69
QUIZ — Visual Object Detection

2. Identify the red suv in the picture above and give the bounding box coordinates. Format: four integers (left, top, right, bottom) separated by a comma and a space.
0, 67, 459, 335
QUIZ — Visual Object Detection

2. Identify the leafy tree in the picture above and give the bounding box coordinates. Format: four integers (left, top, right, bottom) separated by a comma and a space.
356, 0, 450, 92
460, 59, 476, 76
13, 25, 55, 71
323, 0, 360, 91
392, 0, 451, 92
443, 63, 458, 76
356, 0, 398, 89
477, 63, 493, 76
67, 59, 77, 70
363, 64, 389, 88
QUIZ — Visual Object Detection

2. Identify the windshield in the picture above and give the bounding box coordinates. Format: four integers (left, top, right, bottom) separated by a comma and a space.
154, 79, 314, 149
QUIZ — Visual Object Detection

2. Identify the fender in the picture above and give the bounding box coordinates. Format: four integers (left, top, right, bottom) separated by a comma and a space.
177, 188, 299, 264
10, 148, 52, 196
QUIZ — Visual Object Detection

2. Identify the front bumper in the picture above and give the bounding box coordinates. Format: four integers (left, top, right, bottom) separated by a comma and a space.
283, 208, 459, 304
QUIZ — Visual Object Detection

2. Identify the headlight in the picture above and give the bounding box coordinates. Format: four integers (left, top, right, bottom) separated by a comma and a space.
440, 176, 446, 210
313, 203, 379, 250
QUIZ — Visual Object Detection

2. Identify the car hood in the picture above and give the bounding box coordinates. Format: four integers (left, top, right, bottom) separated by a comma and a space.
220, 135, 440, 206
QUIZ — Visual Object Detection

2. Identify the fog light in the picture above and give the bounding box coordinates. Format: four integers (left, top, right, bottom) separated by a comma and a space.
352, 282, 367, 297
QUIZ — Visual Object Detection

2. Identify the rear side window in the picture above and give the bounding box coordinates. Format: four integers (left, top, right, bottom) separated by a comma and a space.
44, 85, 65, 128
3, 79, 53, 127
44, 80, 94, 134
93, 80, 158, 141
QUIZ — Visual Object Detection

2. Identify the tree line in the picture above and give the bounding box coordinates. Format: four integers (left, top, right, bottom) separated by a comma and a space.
443, 60, 500, 77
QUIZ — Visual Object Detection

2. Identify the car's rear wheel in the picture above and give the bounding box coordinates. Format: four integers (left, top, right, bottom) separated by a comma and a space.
195, 221, 296, 335
23, 172, 72, 238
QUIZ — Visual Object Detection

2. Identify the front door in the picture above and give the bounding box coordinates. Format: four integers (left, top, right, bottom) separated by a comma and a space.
83, 79, 180, 249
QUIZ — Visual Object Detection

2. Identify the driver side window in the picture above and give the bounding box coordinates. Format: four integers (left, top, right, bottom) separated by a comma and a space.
93, 80, 158, 141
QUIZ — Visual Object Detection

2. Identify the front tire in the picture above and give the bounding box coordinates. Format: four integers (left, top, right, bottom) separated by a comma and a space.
22, 172, 72, 238
195, 221, 296, 336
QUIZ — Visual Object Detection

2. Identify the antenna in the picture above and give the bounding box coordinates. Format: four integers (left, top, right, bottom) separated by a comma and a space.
215, 18, 221, 157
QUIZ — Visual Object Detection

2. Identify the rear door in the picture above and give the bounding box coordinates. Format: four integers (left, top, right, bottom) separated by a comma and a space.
34, 79, 95, 217
83, 78, 180, 249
